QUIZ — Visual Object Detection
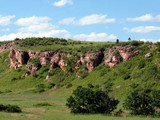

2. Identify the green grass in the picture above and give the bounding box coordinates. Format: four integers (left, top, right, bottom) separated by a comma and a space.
0, 93, 159, 120
14, 37, 114, 53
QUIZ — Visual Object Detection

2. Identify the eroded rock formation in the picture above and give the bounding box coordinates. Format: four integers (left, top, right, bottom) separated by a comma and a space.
9, 48, 69, 74
105, 46, 140, 68
116, 46, 134, 61
78, 51, 104, 72
105, 48, 122, 68
8, 45, 140, 76
0, 42, 15, 54
10, 49, 29, 69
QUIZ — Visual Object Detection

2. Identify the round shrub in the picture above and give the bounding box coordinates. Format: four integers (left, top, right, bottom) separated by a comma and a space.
124, 89, 160, 116
66, 85, 119, 114
0, 104, 22, 113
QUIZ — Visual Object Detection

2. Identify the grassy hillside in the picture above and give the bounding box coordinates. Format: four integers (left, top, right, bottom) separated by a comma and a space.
0, 38, 160, 119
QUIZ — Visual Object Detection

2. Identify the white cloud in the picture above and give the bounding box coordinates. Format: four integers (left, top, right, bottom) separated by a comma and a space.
59, 17, 75, 25
59, 14, 115, 26
127, 14, 160, 22
0, 30, 71, 41
124, 26, 160, 33
15, 16, 51, 26
53, 0, 73, 7
140, 38, 160, 42
18, 23, 58, 33
0, 15, 15, 26
0, 16, 71, 41
73, 32, 117, 41
15, 16, 58, 33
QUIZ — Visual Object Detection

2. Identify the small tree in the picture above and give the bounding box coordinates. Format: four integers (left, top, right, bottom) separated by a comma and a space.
66, 85, 119, 114
123, 89, 160, 116
116, 39, 119, 44
128, 37, 131, 41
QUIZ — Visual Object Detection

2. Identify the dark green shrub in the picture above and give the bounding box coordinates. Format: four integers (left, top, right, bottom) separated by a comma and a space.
46, 83, 55, 89
66, 83, 72, 88
36, 84, 45, 93
0, 104, 22, 113
34, 102, 52, 107
0, 104, 6, 111
66, 85, 119, 114
80, 72, 88, 79
64, 57, 78, 73
114, 109, 123, 116
114, 50, 120, 56
124, 89, 160, 116
130, 41, 144, 46
123, 72, 131, 80
130, 83, 139, 89
87, 83, 94, 88
104, 81, 113, 92
33, 73, 38, 78
29, 57, 41, 68
138, 59, 146, 69
11, 77, 17, 81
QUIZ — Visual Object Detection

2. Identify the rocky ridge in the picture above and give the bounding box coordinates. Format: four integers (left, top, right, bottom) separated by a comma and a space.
7, 45, 140, 76
0, 42, 141, 76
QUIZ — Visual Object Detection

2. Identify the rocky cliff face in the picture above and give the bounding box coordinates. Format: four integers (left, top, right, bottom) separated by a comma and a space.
0, 42, 15, 54
105, 48, 122, 68
116, 46, 133, 61
79, 51, 104, 72
8, 45, 140, 76
10, 49, 29, 69
105, 46, 139, 68
9, 48, 69, 74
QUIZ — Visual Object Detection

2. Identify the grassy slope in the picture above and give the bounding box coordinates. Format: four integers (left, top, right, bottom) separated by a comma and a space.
0, 39, 160, 119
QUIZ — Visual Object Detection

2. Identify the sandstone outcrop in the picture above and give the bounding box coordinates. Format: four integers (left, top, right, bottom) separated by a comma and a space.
116, 46, 134, 61
105, 48, 122, 68
9, 48, 69, 73
10, 49, 29, 69
79, 51, 104, 72
105, 46, 140, 68
0, 42, 15, 54
8, 45, 140, 75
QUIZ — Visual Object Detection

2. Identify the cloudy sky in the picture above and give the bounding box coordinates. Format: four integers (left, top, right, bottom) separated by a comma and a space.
0, 0, 160, 42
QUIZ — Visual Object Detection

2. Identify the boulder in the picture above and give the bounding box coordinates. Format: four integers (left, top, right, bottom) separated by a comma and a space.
145, 53, 153, 58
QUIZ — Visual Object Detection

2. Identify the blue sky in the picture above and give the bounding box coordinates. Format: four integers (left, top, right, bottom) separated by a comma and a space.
0, 0, 160, 42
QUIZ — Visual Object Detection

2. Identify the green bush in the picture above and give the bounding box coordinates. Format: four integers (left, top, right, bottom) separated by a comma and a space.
11, 77, 18, 81
34, 102, 52, 107
80, 71, 88, 79
36, 84, 45, 93
123, 89, 160, 116
138, 59, 146, 69
66, 85, 119, 114
0, 104, 22, 113
113, 109, 123, 116
29, 57, 41, 68
46, 83, 55, 89
66, 83, 72, 88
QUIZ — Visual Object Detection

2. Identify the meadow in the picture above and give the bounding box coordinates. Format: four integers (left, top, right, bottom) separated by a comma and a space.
0, 93, 159, 120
